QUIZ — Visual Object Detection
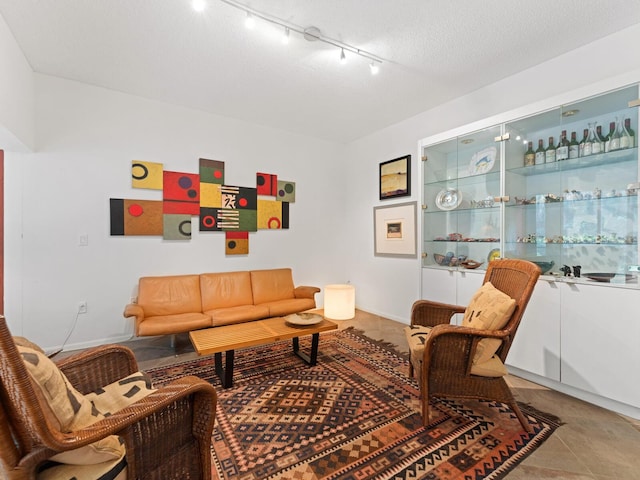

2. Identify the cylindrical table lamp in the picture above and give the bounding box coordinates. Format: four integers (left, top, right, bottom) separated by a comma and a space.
323, 284, 355, 320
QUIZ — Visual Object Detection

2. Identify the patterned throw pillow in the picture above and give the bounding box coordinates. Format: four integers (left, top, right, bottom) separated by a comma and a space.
18, 342, 155, 468
462, 282, 516, 365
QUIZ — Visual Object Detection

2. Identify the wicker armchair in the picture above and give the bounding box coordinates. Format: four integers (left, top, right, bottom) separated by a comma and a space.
0, 315, 217, 480
408, 259, 540, 432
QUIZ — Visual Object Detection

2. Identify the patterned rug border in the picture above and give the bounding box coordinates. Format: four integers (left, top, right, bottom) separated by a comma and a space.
146, 327, 561, 480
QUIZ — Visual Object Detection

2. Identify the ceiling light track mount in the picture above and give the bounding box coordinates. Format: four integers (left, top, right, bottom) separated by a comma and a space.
214, 0, 383, 72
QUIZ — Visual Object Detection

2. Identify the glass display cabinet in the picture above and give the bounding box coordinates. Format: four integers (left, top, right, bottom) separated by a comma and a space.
421, 125, 503, 271
422, 84, 639, 287
504, 85, 638, 284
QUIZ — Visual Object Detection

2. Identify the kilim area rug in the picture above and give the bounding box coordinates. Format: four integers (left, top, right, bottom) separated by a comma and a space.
146, 328, 560, 480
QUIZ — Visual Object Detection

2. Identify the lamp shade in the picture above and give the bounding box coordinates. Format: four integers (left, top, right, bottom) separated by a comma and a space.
323, 284, 355, 320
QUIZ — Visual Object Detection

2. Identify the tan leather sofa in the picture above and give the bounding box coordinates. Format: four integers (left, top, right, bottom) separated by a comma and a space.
123, 268, 320, 337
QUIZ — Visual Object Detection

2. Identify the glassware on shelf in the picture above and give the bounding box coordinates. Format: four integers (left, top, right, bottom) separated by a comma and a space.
604, 121, 616, 152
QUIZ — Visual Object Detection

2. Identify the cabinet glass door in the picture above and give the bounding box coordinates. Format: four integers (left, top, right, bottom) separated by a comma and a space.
504, 85, 639, 284
422, 125, 502, 270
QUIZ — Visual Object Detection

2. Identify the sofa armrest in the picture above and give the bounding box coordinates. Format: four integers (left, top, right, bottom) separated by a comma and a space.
294, 286, 321, 299
124, 303, 144, 322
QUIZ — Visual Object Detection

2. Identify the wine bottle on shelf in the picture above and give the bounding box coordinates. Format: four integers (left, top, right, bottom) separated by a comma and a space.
589, 123, 601, 155
569, 131, 579, 159
610, 117, 621, 151
582, 128, 592, 156
625, 118, 636, 148
604, 121, 615, 153
545, 136, 556, 163
595, 125, 606, 153
524, 141, 535, 166
621, 118, 632, 149
535, 139, 546, 165
556, 130, 569, 161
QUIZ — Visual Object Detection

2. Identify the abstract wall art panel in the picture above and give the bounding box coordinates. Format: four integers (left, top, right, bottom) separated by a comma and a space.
225, 231, 249, 255
257, 200, 289, 229
163, 171, 200, 214
276, 180, 295, 202
163, 214, 192, 240
199, 158, 225, 185
199, 207, 223, 231
200, 183, 222, 208
257, 172, 278, 196
132, 161, 163, 190
112, 158, 295, 255
220, 185, 257, 210
110, 198, 163, 236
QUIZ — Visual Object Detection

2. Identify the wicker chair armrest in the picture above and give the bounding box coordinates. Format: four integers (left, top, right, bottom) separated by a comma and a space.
422, 324, 512, 371
37, 376, 217, 454
56, 345, 139, 394
410, 300, 467, 328
294, 286, 321, 299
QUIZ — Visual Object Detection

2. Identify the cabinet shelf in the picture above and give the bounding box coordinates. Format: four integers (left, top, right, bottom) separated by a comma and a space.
424, 170, 499, 188
507, 147, 637, 176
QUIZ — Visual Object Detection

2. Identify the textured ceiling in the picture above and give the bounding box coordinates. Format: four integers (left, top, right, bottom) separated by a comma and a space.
1, 0, 640, 143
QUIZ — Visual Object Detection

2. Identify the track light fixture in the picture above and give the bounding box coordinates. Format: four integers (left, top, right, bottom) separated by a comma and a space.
282, 27, 290, 45
340, 48, 347, 65
244, 11, 256, 29
207, 0, 383, 74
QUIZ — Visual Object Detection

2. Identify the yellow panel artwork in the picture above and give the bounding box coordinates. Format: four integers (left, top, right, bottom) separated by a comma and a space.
257, 199, 282, 229
132, 160, 164, 189
200, 183, 222, 208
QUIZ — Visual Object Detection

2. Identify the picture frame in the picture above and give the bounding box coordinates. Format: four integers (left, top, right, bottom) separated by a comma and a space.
373, 201, 417, 258
379, 155, 411, 200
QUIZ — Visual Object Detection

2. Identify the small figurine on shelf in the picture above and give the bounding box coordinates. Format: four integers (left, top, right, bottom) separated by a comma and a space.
573, 265, 582, 278
561, 265, 572, 277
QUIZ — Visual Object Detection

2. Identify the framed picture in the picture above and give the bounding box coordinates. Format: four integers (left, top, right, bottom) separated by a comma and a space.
379, 155, 411, 200
373, 201, 417, 258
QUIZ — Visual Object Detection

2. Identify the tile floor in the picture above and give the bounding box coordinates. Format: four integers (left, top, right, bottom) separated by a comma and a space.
110, 310, 640, 480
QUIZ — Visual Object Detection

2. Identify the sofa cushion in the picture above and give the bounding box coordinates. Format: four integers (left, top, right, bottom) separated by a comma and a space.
250, 268, 296, 305
260, 298, 317, 317
138, 275, 202, 317
200, 271, 253, 310
462, 282, 516, 365
206, 305, 270, 327
137, 312, 211, 336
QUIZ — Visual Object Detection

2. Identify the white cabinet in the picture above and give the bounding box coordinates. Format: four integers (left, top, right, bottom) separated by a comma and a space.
507, 279, 561, 382
560, 282, 640, 408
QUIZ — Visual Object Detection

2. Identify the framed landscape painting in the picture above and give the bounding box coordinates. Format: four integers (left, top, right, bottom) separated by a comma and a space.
379, 155, 411, 200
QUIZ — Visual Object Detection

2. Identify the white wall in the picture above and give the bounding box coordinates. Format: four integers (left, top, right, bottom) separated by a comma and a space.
0, 12, 34, 151
344, 23, 640, 323
4, 74, 346, 350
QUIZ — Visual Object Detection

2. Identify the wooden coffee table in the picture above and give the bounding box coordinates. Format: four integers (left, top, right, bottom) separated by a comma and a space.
189, 315, 337, 388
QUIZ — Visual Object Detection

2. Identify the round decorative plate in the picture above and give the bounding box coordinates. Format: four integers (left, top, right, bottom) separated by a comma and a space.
487, 248, 501, 263
435, 188, 462, 211
285, 313, 324, 325
469, 147, 497, 175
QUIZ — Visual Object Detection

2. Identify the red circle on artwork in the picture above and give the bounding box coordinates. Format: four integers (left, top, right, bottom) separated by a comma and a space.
239, 198, 248, 207
214, 171, 223, 179
268, 217, 281, 229
202, 215, 216, 228
128, 204, 144, 217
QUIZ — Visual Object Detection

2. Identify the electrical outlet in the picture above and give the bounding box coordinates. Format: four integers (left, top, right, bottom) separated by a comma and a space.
78, 301, 88, 314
